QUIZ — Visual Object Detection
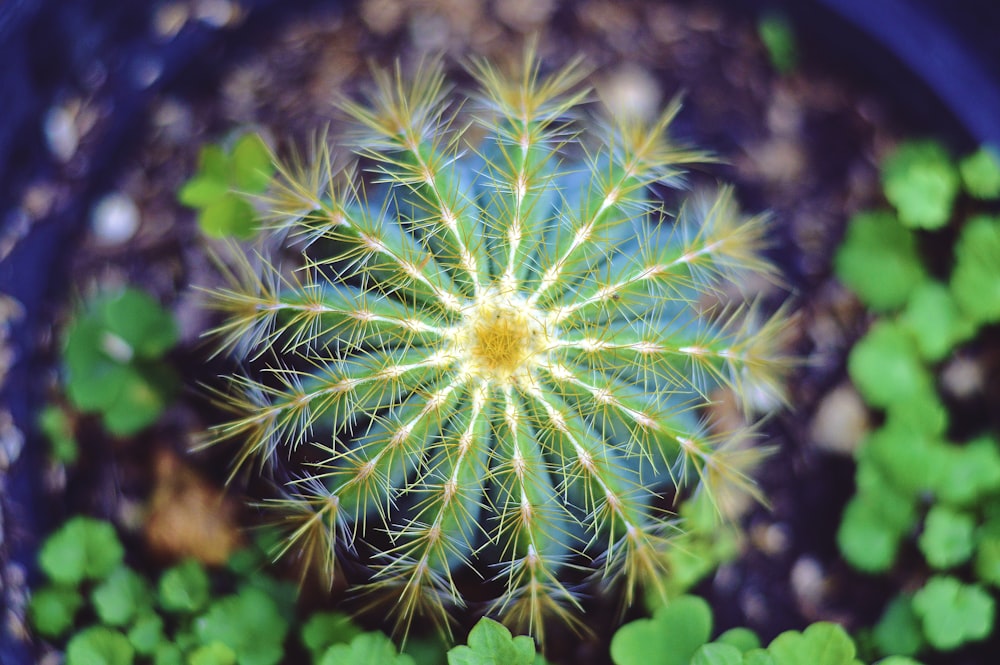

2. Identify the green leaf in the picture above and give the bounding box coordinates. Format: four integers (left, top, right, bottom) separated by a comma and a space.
178, 175, 229, 208
959, 146, 1000, 199
190, 642, 239, 665
837, 494, 906, 573
918, 505, 975, 569
231, 134, 275, 192
127, 613, 164, 655
92, 566, 152, 626
301, 612, 363, 660
100, 364, 176, 436
28, 585, 83, 637
757, 14, 797, 74
951, 215, 1000, 325
153, 643, 184, 665
320, 632, 416, 665
899, 281, 974, 361
873, 595, 923, 658
862, 420, 946, 498
911, 576, 995, 650
881, 140, 959, 230
39, 517, 124, 586
975, 518, 1000, 587
692, 643, 744, 665
847, 321, 930, 409
66, 626, 135, 665
874, 658, 927, 665
38, 404, 79, 464
194, 586, 289, 665
101, 288, 178, 358
716, 627, 761, 653
834, 211, 925, 311
743, 650, 775, 665
159, 559, 210, 614
448, 618, 536, 665
767, 623, 857, 665
611, 595, 713, 665
932, 436, 1000, 505
198, 194, 257, 239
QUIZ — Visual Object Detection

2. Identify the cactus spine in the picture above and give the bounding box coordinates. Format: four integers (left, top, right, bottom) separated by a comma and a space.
205, 50, 789, 642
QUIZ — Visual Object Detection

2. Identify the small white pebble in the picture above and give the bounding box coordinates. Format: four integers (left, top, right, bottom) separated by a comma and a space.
809, 382, 869, 455
91, 192, 140, 245
195, 0, 237, 28
153, 2, 190, 39
44, 106, 78, 162
941, 355, 983, 399
790, 556, 826, 607
600, 64, 662, 122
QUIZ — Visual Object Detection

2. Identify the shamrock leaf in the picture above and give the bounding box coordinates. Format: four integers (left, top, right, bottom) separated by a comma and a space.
834, 211, 925, 311
39, 517, 124, 586
320, 631, 415, 665
881, 140, 959, 230
448, 618, 536, 665
611, 595, 713, 665
911, 576, 995, 650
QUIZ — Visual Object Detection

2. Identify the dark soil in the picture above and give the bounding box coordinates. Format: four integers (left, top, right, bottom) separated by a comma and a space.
3, 1, 991, 663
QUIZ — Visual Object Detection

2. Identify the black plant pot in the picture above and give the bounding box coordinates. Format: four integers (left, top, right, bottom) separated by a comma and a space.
1, 1, 998, 663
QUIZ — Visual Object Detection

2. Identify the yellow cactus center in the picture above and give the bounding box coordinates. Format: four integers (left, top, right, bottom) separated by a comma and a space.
456, 288, 552, 382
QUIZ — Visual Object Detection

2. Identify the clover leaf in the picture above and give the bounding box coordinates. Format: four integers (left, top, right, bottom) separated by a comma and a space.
127, 613, 165, 656
447, 617, 536, 665
66, 626, 135, 665
691, 642, 744, 665
837, 493, 908, 573
28, 585, 84, 638
63, 288, 178, 436
194, 585, 289, 665
39, 516, 125, 586
911, 576, 995, 650
716, 627, 761, 653
931, 436, 1000, 506
320, 632, 415, 665
976, 518, 1000, 588
92, 566, 153, 626
834, 211, 925, 311
959, 146, 1000, 199
918, 506, 975, 569
951, 214, 1000, 325
848, 321, 931, 409
611, 595, 713, 665
190, 642, 238, 665
301, 612, 363, 661
179, 133, 273, 239
158, 559, 210, 614
873, 595, 923, 657
881, 140, 959, 230
899, 281, 974, 362
766, 622, 861, 665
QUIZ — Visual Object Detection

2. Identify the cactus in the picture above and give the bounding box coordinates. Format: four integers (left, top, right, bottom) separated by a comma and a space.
203, 51, 790, 642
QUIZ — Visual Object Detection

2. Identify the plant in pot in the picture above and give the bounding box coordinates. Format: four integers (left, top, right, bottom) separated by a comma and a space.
2, 1, 999, 664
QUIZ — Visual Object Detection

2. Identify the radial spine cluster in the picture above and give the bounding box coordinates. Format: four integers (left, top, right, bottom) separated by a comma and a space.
205, 50, 790, 642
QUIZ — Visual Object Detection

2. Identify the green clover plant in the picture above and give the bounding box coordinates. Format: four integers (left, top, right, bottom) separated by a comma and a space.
62, 287, 179, 436
179, 133, 274, 239
610, 593, 925, 665
834, 139, 1000, 658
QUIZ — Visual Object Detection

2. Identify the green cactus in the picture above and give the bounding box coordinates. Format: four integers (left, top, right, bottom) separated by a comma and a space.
202, 51, 790, 642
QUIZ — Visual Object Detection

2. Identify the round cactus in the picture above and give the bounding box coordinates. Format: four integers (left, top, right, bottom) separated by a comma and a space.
204, 51, 789, 641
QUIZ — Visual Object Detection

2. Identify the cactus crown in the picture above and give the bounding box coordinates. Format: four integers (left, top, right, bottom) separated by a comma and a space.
205, 49, 789, 643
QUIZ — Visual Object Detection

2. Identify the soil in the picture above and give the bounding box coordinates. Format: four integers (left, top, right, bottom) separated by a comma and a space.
4, 0, 989, 663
